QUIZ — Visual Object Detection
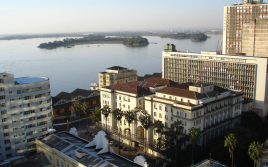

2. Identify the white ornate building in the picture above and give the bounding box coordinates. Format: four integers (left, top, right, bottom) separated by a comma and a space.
100, 77, 242, 148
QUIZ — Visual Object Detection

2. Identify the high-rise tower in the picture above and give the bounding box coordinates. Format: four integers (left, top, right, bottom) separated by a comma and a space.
223, 1, 267, 55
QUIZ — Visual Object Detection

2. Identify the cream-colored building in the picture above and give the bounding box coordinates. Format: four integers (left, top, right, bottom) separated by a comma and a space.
162, 48, 268, 118
100, 77, 242, 148
242, 18, 268, 57
98, 66, 137, 88
223, 0, 267, 55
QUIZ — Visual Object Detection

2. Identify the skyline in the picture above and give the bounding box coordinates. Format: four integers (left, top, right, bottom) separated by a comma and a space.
1, 0, 261, 35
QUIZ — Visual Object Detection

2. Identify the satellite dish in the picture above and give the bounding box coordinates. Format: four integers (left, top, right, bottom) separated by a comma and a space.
70, 127, 78, 136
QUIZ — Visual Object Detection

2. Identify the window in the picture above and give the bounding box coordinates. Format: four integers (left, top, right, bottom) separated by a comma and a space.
0, 96, 5, 100
159, 105, 162, 111
128, 105, 130, 109
139, 99, 141, 105
57, 159, 59, 167
181, 98, 183, 102
2, 118, 7, 122
1, 111, 7, 115
5, 146, 11, 151
165, 122, 168, 127
154, 112, 157, 116
165, 106, 168, 112
3, 125, 8, 130
5, 139, 10, 144
0, 79, 3, 83
171, 116, 173, 121
185, 113, 187, 118
159, 113, 162, 118
169, 96, 172, 99
4, 132, 9, 137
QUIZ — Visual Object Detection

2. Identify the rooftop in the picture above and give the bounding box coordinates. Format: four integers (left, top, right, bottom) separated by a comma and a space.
106, 66, 127, 70
39, 132, 140, 167
14, 77, 48, 84
110, 82, 153, 96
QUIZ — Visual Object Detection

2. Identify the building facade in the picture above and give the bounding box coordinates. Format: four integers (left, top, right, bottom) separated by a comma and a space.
162, 49, 268, 117
242, 18, 268, 57
98, 66, 137, 88
52, 89, 100, 115
223, 0, 268, 55
100, 77, 242, 148
0, 73, 52, 161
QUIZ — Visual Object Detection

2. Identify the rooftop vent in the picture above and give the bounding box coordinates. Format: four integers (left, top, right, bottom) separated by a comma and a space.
75, 150, 87, 159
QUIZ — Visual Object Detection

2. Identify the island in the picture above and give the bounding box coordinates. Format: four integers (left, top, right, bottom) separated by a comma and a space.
123, 36, 149, 46
160, 33, 208, 41
38, 35, 149, 49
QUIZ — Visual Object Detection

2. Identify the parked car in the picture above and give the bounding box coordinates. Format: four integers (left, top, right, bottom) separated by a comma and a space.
123, 147, 128, 151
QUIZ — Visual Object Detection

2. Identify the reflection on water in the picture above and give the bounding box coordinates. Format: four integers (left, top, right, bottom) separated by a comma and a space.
0, 35, 223, 96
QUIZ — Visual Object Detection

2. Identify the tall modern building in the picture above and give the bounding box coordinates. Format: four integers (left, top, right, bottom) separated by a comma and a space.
242, 18, 268, 57
0, 73, 52, 161
98, 66, 137, 88
223, 0, 268, 55
162, 46, 268, 118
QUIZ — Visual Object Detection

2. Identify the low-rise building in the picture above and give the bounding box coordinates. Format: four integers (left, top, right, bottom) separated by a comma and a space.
100, 77, 242, 148
98, 66, 137, 88
36, 131, 143, 167
0, 73, 52, 161
52, 89, 100, 115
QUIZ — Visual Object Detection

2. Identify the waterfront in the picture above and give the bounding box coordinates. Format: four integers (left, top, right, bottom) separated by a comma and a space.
0, 35, 223, 96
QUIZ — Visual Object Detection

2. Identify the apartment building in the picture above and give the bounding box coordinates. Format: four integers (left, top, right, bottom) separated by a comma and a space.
100, 77, 241, 148
242, 18, 268, 57
162, 48, 268, 118
223, 0, 267, 55
98, 66, 137, 88
0, 73, 52, 161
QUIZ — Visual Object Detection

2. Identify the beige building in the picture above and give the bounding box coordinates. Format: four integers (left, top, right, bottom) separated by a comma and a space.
98, 66, 137, 88
162, 48, 268, 118
223, 0, 268, 55
100, 77, 242, 148
242, 18, 268, 57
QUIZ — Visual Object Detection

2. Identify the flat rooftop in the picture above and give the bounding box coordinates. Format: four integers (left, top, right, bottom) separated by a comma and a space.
40, 132, 140, 167
14, 77, 48, 84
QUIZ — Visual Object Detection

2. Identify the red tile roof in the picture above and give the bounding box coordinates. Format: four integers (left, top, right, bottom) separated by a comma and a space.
110, 82, 153, 96
157, 87, 206, 100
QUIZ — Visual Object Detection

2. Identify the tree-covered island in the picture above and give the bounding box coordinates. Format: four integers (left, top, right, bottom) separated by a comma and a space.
160, 33, 208, 41
38, 35, 149, 49
123, 36, 149, 46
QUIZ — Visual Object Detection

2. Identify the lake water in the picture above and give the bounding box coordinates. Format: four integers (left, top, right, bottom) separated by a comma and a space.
0, 35, 223, 96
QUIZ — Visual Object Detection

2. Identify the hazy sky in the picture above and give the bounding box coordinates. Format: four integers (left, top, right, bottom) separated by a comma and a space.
1, 0, 266, 34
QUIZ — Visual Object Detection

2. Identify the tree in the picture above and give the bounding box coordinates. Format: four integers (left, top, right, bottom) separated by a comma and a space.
189, 127, 201, 165
224, 133, 238, 167
124, 110, 136, 159
100, 105, 111, 134
80, 102, 90, 140
153, 120, 164, 154
248, 141, 263, 167
170, 120, 184, 167
140, 115, 152, 158
113, 108, 124, 155
91, 107, 101, 130
73, 100, 82, 136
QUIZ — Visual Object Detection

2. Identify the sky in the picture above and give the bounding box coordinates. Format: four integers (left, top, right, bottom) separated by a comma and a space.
1, 0, 266, 34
